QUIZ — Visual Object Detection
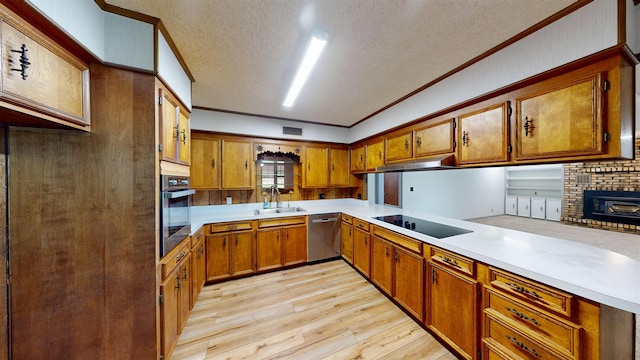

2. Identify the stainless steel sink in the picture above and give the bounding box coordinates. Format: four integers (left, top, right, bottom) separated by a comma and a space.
254, 207, 306, 215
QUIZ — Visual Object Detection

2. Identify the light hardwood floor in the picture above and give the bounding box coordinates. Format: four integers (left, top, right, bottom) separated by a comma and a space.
172, 260, 457, 360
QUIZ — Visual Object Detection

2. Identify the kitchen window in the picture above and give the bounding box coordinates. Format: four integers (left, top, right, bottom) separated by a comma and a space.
259, 156, 294, 193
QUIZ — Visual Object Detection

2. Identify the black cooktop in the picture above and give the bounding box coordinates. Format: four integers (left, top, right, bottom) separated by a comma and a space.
374, 215, 472, 239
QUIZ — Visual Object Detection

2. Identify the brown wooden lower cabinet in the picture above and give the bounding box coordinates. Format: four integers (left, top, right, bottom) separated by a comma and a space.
340, 215, 354, 264
427, 261, 480, 360
159, 237, 193, 360
190, 227, 206, 308
353, 225, 370, 277
206, 229, 255, 281
256, 216, 307, 271
370, 234, 424, 320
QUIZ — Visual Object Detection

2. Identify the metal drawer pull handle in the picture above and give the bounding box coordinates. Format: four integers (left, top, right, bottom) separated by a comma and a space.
11, 44, 30, 80
505, 307, 541, 326
176, 252, 186, 262
505, 335, 541, 358
440, 256, 460, 268
506, 282, 543, 299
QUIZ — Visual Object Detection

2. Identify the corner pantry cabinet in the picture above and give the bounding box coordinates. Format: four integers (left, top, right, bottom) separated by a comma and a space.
0, 4, 90, 130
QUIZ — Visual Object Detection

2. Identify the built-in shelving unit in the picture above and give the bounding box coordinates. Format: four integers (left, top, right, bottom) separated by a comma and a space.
505, 164, 563, 221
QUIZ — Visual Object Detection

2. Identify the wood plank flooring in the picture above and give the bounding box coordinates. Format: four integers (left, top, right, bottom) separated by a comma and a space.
172, 260, 457, 360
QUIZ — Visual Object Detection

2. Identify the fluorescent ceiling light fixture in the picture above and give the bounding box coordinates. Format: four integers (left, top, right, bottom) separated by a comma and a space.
283, 30, 328, 107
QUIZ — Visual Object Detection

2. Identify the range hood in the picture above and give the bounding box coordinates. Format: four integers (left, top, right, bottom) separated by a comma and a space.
375, 154, 457, 172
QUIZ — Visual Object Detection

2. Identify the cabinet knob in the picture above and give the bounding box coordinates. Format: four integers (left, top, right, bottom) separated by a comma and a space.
404, 138, 409, 150
416, 136, 421, 148
462, 131, 469, 146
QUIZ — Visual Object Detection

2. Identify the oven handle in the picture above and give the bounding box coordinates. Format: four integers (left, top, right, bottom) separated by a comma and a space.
163, 189, 196, 199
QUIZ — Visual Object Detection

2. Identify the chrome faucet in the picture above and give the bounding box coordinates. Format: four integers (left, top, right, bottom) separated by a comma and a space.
269, 185, 281, 208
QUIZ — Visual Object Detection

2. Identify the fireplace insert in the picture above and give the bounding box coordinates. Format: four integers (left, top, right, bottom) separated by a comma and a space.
583, 190, 640, 225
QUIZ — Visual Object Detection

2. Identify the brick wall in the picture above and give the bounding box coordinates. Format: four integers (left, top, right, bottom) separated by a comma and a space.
563, 139, 640, 234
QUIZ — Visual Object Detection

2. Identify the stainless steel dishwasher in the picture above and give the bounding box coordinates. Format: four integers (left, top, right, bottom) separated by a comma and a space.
307, 213, 341, 263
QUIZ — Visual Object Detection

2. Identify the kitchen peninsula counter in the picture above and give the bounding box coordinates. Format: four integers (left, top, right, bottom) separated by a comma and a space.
191, 199, 640, 315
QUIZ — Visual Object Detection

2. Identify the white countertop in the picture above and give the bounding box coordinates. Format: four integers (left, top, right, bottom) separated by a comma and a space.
191, 199, 640, 314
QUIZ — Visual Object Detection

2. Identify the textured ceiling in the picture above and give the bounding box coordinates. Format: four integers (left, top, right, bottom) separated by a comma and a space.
106, 0, 576, 127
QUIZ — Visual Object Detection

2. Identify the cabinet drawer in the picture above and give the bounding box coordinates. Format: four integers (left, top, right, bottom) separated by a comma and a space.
160, 239, 190, 279
431, 247, 475, 277
485, 288, 581, 357
258, 216, 305, 228
490, 268, 573, 317
372, 225, 422, 255
190, 226, 206, 248
341, 214, 353, 224
210, 221, 253, 233
484, 311, 573, 360
353, 218, 369, 232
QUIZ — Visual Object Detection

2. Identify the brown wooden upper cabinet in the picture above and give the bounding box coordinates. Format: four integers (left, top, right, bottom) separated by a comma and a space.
221, 139, 253, 189
190, 134, 220, 189
350, 145, 366, 173
385, 131, 413, 162
159, 83, 190, 165
366, 141, 384, 171
302, 146, 328, 187
457, 102, 510, 165
414, 118, 456, 158
515, 72, 604, 161
0, 4, 90, 130
329, 148, 351, 187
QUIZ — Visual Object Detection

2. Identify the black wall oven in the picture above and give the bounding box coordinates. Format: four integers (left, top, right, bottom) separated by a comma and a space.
161, 175, 195, 257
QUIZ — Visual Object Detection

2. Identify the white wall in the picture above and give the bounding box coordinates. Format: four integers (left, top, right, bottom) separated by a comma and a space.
191, 108, 350, 143
104, 13, 154, 71
401, 167, 506, 220
157, 31, 192, 109
628, 0, 639, 54
28, 0, 105, 59
350, 0, 619, 142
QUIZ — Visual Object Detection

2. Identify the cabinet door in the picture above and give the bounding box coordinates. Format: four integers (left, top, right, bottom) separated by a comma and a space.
353, 227, 370, 278
415, 119, 455, 158
160, 87, 180, 162
329, 148, 350, 186
458, 103, 509, 165
178, 253, 192, 332
350, 145, 365, 173
0, 18, 90, 127
366, 141, 384, 171
394, 248, 424, 320
256, 228, 282, 271
283, 225, 307, 266
191, 137, 220, 189
221, 140, 253, 189
177, 108, 190, 164
191, 240, 205, 307
385, 131, 413, 162
304, 146, 328, 187
516, 74, 603, 160
370, 236, 392, 295
531, 198, 546, 219
340, 222, 353, 264
428, 263, 479, 360
231, 230, 255, 276
546, 198, 562, 221
517, 197, 531, 217
205, 233, 231, 281
505, 196, 517, 216
160, 267, 180, 358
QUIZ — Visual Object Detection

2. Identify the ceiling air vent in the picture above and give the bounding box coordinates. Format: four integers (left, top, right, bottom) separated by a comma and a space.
283, 126, 302, 136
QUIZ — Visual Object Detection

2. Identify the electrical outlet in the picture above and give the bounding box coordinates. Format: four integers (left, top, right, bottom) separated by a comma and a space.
226, 197, 232, 204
